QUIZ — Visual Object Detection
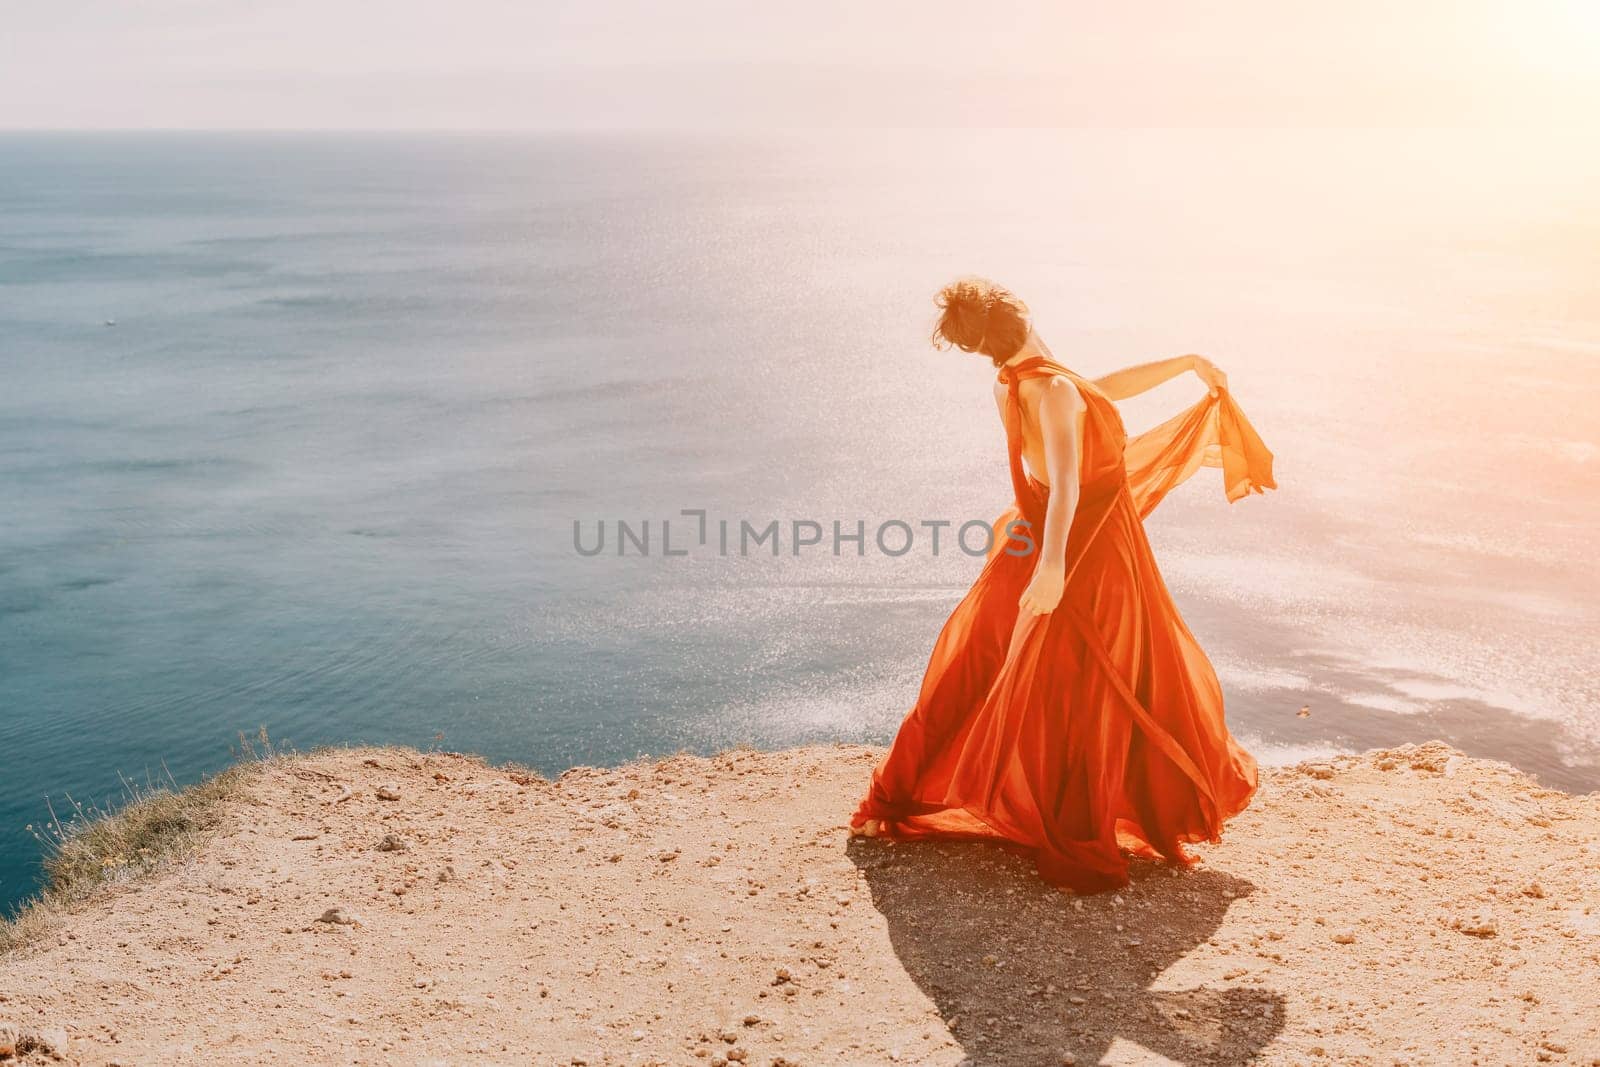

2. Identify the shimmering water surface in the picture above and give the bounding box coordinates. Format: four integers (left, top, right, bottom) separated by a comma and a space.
3, 130, 1598, 910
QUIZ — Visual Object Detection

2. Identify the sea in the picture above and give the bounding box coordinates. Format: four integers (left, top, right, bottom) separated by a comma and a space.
2, 129, 1598, 912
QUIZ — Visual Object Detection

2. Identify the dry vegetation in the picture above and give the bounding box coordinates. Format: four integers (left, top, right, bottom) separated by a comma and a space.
0, 731, 280, 955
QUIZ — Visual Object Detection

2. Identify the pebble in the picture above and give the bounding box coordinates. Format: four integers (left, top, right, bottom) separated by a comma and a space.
376, 834, 409, 852
3, 1025, 70, 1057
376, 784, 402, 802
316, 907, 360, 926
37, 1027, 69, 1055
1332, 930, 1356, 945
1454, 912, 1498, 938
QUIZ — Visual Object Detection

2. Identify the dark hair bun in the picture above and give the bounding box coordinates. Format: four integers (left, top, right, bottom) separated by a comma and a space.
932, 278, 1029, 365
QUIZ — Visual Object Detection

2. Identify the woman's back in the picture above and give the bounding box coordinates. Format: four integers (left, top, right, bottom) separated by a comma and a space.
994, 363, 1127, 497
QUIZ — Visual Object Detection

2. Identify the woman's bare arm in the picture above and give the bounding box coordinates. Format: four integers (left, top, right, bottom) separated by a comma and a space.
1094, 354, 1227, 401
1018, 377, 1083, 616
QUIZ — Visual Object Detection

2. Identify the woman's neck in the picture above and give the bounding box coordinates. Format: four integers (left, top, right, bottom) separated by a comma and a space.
999, 331, 1050, 369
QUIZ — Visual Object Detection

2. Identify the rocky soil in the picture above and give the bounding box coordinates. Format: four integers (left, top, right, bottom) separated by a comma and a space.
2, 741, 1598, 1065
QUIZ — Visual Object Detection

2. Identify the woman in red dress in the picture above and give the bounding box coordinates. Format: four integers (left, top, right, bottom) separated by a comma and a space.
850, 278, 1276, 894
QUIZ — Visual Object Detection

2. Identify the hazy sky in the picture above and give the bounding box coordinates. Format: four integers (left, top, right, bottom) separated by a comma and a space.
3, 0, 1598, 128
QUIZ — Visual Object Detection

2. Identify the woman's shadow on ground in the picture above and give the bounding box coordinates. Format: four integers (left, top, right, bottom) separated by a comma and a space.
847, 838, 1284, 1065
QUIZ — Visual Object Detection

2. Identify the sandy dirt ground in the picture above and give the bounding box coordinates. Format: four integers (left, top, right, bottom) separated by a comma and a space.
2, 741, 1598, 1066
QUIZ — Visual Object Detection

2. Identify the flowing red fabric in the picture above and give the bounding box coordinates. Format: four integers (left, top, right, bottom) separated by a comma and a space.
852, 357, 1275, 893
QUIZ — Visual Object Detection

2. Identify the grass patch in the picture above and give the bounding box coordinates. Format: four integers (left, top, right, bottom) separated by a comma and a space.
1, 729, 282, 955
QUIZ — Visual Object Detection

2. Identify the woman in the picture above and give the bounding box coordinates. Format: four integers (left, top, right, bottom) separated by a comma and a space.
850, 278, 1275, 893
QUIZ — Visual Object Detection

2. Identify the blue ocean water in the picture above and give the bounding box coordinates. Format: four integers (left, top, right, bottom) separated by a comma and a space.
3, 131, 1599, 912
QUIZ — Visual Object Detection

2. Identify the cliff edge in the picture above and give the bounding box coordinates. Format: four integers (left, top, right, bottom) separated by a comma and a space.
2, 742, 1597, 1065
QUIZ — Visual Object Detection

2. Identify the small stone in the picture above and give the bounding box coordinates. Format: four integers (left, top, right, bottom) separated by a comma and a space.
1303, 762, 1336, 780
1454, 911, 1498, 938
742, 1014, 760, 1026
0, 1025, 18, 1057
726, 1050, 748, 1063
376, 834, 409, 852
1068, 995, 1087, 1005
1522, 882, 1546, 899
1061, 1055, 1077, 1066
1332, 930, 1356, 945
316, 907, 359, 926
376, 784, 402, 801
21, 1027, 70, 1056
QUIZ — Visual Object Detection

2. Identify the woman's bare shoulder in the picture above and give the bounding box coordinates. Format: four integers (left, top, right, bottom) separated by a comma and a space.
1031, 374, 1083, 407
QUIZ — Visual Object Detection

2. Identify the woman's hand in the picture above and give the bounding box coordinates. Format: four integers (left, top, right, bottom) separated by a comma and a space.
1189, 354, 1228, 397
1019, 561, 1065, 616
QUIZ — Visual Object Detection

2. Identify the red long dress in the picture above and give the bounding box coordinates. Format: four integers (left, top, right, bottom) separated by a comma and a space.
851, 355, 1276, 893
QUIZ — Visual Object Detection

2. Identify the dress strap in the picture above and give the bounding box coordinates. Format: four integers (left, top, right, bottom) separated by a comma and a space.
996, 356, 1075, 525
